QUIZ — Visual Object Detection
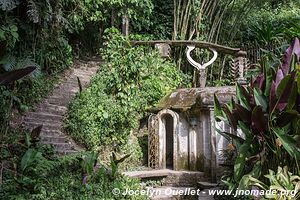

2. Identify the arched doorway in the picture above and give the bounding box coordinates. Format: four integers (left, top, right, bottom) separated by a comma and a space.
162, 114, 174, 169
156, 109, 179, 170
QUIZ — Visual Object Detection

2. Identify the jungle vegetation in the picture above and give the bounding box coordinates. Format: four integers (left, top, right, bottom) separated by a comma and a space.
0, 0, 300, 199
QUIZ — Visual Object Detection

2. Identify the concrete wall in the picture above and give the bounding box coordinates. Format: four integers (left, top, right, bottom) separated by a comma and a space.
149, 108, 233, 182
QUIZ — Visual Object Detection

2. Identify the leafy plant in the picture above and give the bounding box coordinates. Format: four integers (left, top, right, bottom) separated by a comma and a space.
65, 29, 186, 151
79, 151, 99, 184
110, 151, 131, 180
249, 166, 300, 200
0, 23, 18, 50
1, 131, 144, 199
0, 66, 36, 136
0, 126, 55, 194
214, 38, 300, 189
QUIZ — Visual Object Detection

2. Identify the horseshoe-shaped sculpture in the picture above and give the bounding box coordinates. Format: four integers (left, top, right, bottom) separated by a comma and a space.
186, 45, 218, 88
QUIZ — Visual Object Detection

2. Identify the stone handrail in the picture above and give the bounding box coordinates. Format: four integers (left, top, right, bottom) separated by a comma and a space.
130, 40, 248, 87
130, 40, 246, 56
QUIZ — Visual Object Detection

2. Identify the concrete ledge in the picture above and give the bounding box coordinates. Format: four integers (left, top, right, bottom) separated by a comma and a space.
123, 169, 205, 179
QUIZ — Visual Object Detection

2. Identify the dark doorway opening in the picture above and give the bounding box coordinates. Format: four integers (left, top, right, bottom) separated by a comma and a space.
164, 114, 174, 169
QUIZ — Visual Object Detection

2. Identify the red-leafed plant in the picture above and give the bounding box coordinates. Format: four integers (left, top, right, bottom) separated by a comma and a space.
214, 38, 300, 189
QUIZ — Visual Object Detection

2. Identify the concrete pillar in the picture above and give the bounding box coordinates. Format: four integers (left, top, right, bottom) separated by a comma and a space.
209, 107, 217, 183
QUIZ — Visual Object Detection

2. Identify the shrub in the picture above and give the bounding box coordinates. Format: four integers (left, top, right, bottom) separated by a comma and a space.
65, 29, 186, 151
214, 38, 300, 189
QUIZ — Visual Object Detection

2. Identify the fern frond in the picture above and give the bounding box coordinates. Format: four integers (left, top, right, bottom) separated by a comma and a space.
27, 0, 40, 23
0, 0, 20, 11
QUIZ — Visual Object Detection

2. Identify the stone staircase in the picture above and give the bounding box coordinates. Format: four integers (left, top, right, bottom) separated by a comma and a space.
21, 59, 102, 154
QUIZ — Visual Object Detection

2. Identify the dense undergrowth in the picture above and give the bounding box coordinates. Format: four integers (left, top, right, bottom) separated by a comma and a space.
65, 29, 188, 167
0, 130, 145, 200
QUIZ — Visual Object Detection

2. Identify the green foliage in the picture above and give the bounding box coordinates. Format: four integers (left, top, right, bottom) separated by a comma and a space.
238, 2, 300, 46
248, 166, 300, 200
110, 151, 131, 180
214, 38, 300, 189
0, 23, 18, 51
65, 81, 134, 148
0, 130, 146, 199
66, 29, 185, 152
79, 151, 99, 184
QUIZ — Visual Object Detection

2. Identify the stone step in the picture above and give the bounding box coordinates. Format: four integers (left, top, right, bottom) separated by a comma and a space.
41, 136, 68, 143
44, 142, 74, 151
40, 130, 65, 137
48, 94, 77, 100
25, 112, 63, 122
56, 149, 78, 155
46, 97, 73, 107
34, 104, 67, 115
123, 169, 209, 187
66, 77, 90, 85
197, 182, 218, 190
50, 88, 79, 95
54, 84, 79, 91
74, 70, 97, 75
73, 70, 95, 76
23, 122, 62, 131
24, 119, 63, 127
73, 74, 94, 79
20, 59, 102, 154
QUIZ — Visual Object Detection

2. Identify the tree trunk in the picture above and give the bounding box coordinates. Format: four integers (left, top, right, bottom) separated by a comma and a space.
122, 9, 129, 36
111, 8, 116, 27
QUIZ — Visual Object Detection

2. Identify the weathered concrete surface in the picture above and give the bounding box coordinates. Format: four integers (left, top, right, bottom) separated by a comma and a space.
21, 59, 102, 154
155, 43, 171, 58
148, 86, 236, 182
123, 169, 210, 187
151, 86, 235, 111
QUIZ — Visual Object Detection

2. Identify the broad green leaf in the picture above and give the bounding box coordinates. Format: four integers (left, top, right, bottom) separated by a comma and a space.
238, 161, 262, 190
287, 82, 298, 110
237, 84, 251, 110
21, 149, 38, 172
214, 94, 225, 122
264, 64, 273, 97
273, 128, 300, 159
25, 133, 31, 148
228, 97, 236, 112
216, 129, 245, 148
238, 121, 253, 139
234, 139, 252, 181
276, 75, 291, 98
254, 88, 268, 111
